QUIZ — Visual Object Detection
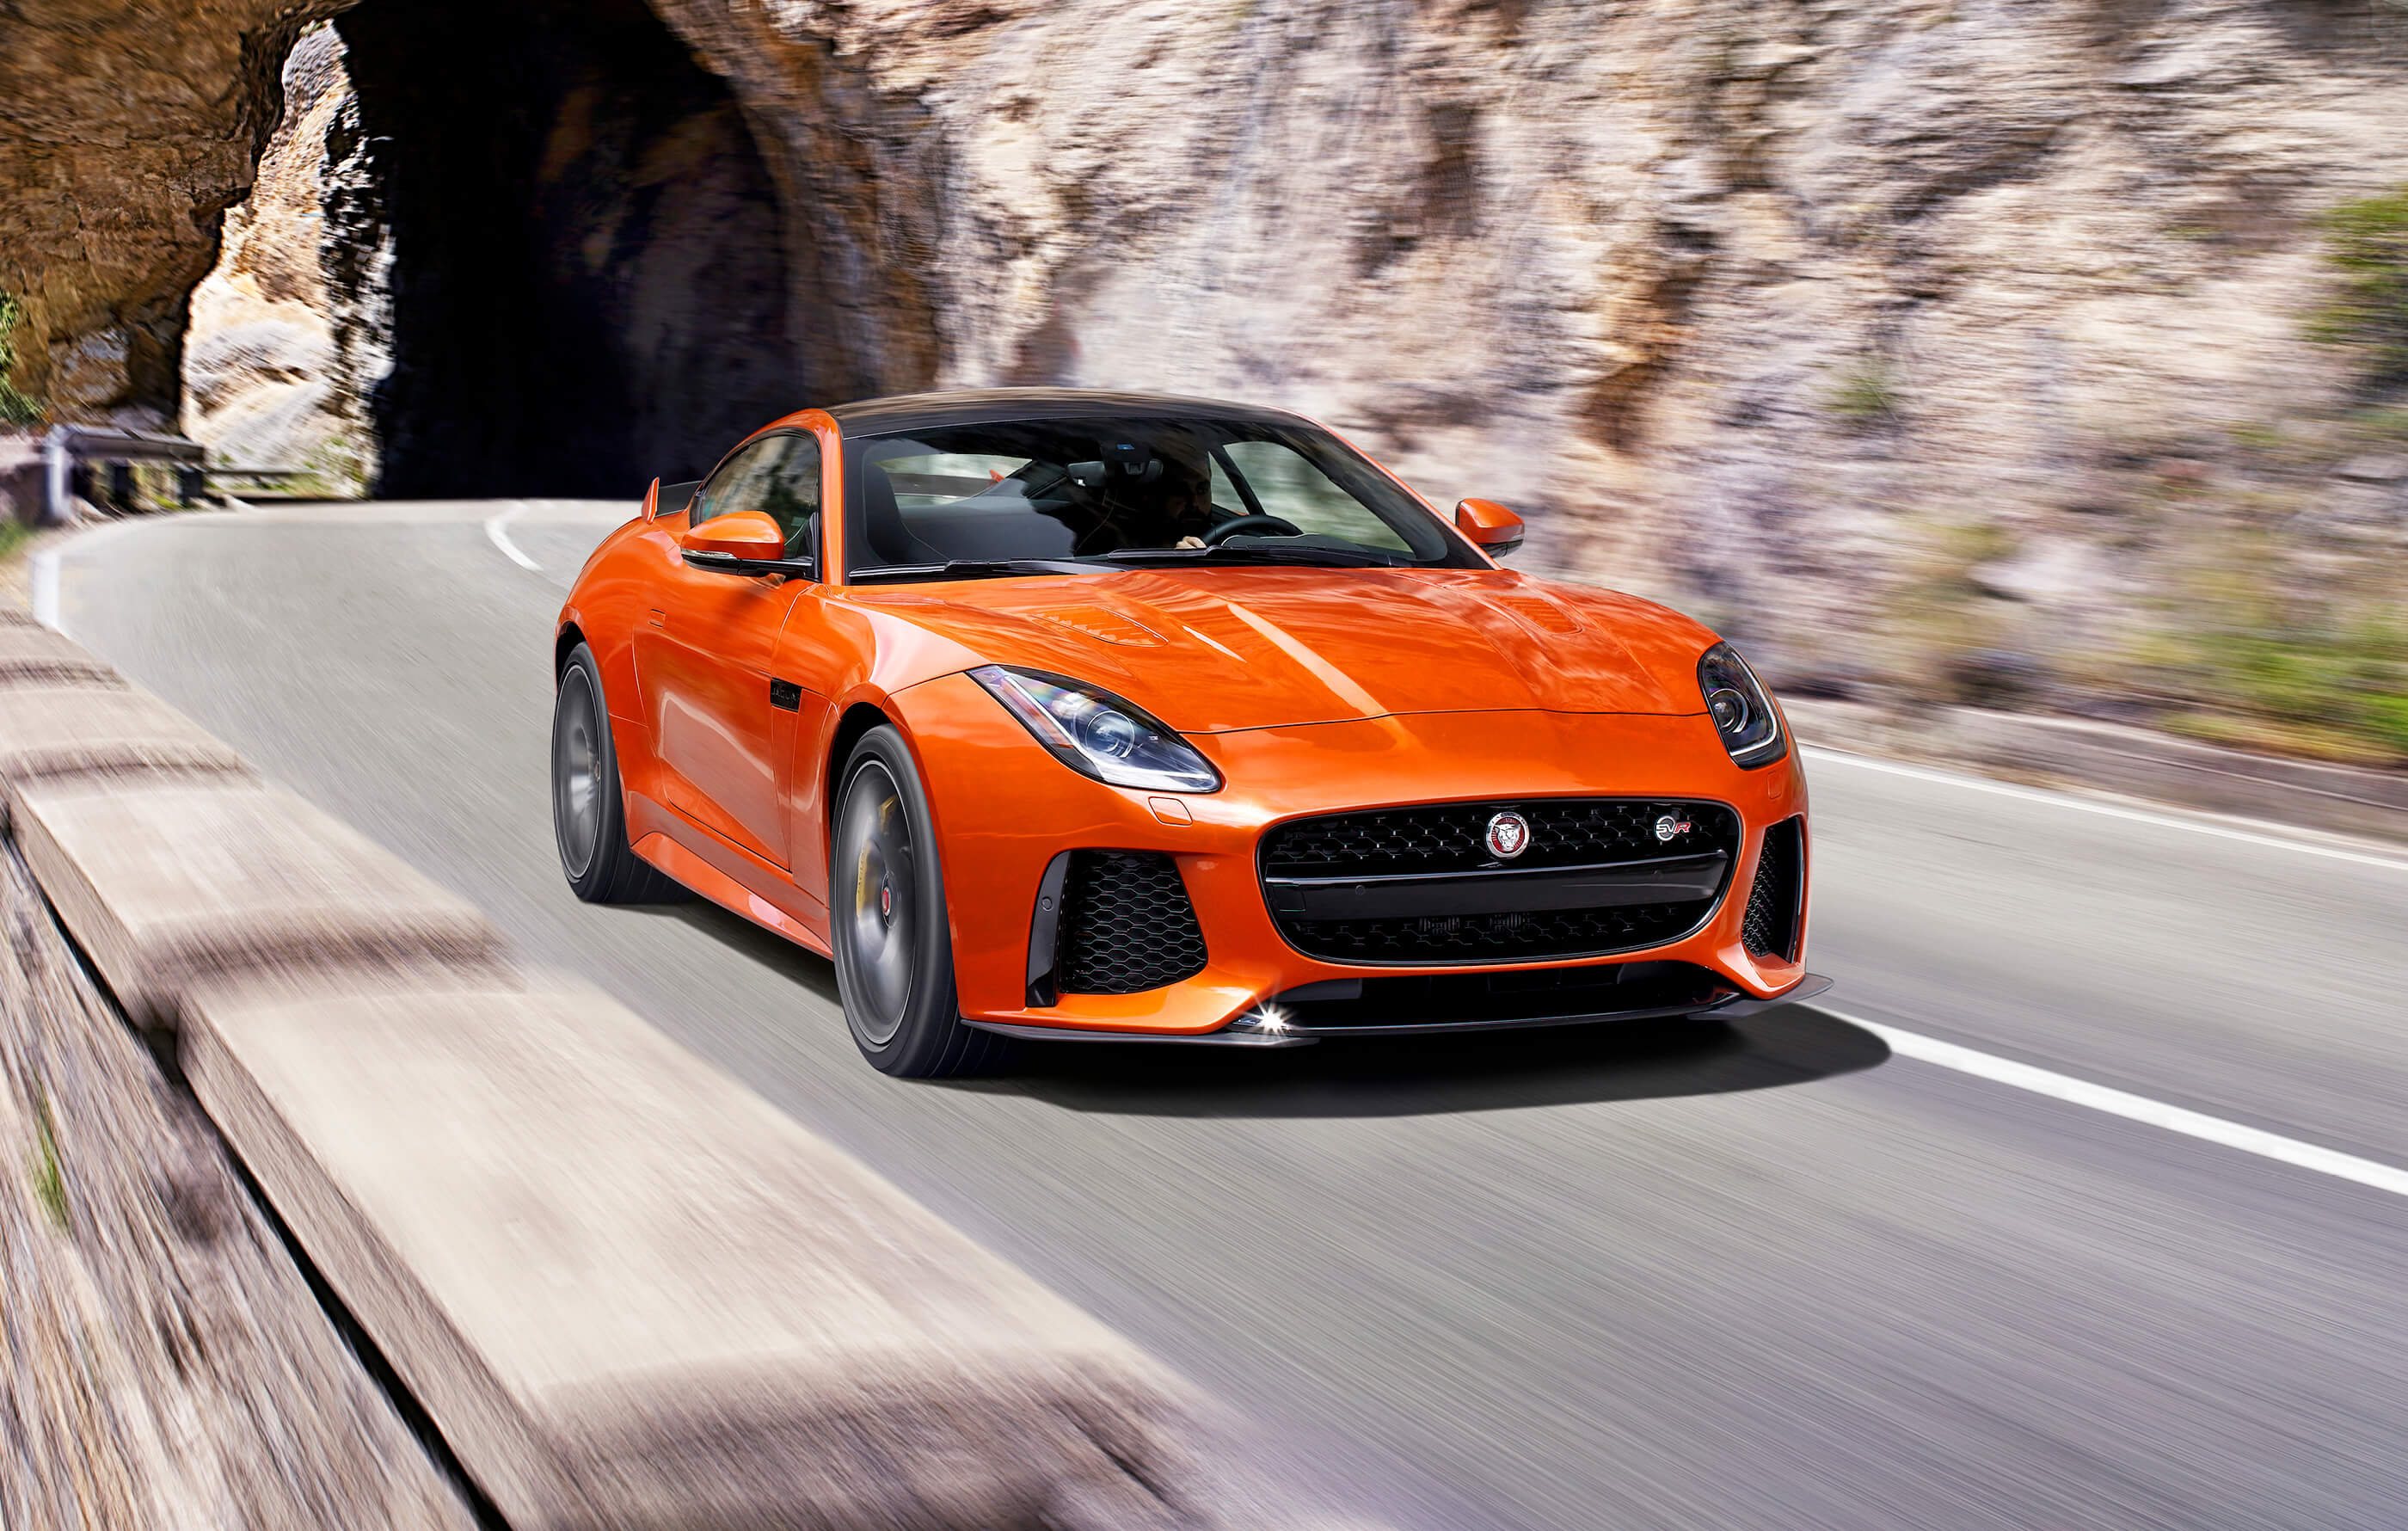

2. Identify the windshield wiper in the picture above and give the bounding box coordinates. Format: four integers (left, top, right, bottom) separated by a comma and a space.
1098, 545, 1402, 570
850, 558, 1103, 583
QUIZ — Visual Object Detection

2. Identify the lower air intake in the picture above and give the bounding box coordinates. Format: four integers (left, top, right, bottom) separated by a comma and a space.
1741, 817, 1804, 962
1057, 850, 1208, 995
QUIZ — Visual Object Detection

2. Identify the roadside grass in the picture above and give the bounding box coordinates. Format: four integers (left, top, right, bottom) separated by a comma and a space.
29, 1091, 67, 1231
2134, 522, 2408, 766
1871, 520, 2015, 702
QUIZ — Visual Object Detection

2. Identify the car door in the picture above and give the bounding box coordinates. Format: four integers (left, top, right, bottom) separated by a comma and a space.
759, 429, 850, 909
635, 433, 810, 869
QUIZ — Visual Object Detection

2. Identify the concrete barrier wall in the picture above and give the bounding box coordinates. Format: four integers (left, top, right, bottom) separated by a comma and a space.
183, 985, 1202, 1531
0, 627, 1231, 1531
0, 625, 127, 687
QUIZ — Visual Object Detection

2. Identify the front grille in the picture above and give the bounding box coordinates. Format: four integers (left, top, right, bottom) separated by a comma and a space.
1742, 817, 1804, 962
1056, 851, 1208, 995
1262, 798, 1729, 876
1262, 798, 1742, 965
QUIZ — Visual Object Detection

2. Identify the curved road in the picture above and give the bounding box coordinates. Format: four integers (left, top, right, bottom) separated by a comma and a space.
51, 501, 2408, 1530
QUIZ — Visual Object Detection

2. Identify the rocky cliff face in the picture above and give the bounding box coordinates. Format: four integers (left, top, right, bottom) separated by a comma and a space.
0, 0, 343, 425
669, 0, 2407, 702
334, 0, 808, 495
181, 24, 388, 492
8, 0, 2406, 736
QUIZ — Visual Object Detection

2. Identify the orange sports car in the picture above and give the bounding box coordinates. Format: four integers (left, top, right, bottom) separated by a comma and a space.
551, 389, 1825, 1076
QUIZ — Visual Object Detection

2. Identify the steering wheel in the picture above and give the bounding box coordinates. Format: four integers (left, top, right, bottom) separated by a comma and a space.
1202, 514, 1305, 545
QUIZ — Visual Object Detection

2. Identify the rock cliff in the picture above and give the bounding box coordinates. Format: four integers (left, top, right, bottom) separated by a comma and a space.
7, 0, 2406, 735
180, 24, 388, 492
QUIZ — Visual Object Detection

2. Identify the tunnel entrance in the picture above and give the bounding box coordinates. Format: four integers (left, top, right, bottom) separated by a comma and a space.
332, 0, 804, 497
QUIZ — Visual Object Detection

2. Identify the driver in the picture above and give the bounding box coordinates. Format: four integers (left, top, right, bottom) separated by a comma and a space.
1147, 437, 1230, 549
1088, 438, 1219, 550
1162, 458, 1218, 549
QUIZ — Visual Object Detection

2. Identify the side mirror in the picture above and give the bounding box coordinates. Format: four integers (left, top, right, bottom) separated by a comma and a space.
680, 510, 788, 573
1455, 498, 1525, 557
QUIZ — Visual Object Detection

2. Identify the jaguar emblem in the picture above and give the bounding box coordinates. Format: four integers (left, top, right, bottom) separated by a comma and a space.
1484, 810, 1532, 860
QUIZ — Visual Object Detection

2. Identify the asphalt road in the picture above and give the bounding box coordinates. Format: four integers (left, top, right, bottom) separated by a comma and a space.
52, 501, 2408, 1531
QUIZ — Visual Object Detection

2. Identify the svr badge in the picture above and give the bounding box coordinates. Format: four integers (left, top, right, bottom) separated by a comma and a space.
1484, 810, 1532, 859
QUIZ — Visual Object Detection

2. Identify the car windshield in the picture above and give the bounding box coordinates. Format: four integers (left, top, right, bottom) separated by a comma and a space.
840, 414, 1478, 581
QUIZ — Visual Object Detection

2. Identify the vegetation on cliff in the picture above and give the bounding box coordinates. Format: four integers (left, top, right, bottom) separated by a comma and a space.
0, 293, 42, 427
2314, 185, 2408, 394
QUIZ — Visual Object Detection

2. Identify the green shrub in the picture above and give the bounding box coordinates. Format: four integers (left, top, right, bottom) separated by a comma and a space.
0, 292, 42, 427
1825, 360, 1902, 427
2146, 532, 2408, 763
2311, 185, 2408, 393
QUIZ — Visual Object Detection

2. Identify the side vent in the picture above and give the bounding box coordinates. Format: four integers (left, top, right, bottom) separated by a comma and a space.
1741, 817, 1805, 962
1054, 851, 1207, 996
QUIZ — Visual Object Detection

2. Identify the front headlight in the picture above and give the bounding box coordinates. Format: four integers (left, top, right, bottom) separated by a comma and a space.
969, 665, 1222, 793
1697, 642, 1786, 768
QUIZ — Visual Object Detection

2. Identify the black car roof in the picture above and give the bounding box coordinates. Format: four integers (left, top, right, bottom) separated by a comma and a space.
823, 387, 1312, 436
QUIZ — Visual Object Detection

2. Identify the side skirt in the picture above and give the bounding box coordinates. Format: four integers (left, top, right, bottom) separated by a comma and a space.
632, 832, 834, 957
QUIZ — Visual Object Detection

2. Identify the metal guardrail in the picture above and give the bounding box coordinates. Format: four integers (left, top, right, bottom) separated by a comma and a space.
40, 424, 209, 525
31, 426, 317, 524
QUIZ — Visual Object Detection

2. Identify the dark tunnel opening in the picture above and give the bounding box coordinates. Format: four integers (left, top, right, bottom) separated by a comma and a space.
335, 0, 805, 497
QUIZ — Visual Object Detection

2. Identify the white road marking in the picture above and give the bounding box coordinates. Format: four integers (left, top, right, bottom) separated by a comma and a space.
1818, 1005, 2408, 1199
484, 502, 542, 571
33, 517, 153, 636
1805, 746, 2408, 876
30, 549, 60, 630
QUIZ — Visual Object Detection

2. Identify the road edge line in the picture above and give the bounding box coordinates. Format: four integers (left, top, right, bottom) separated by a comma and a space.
1816, 1005, 2408, 1199
1803, 747, 2408, 875
483, 502, 541, 571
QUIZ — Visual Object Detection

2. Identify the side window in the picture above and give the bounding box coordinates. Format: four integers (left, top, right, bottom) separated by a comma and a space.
693, 434, 822, 565
694, 438, 779, 524
759, 435, 820, 560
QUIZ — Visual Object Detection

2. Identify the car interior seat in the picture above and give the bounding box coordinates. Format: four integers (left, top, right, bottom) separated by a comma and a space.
860, 462, 946, 566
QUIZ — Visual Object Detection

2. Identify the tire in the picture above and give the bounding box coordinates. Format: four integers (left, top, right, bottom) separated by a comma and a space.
829, 725, 1011, 1078
552, 643, 687, 904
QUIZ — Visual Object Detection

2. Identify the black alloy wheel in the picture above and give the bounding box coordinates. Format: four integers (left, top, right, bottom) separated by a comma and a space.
551, 643, 685, 903
830, 725, 1010, 1078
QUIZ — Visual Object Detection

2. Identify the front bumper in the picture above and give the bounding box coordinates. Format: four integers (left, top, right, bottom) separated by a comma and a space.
895, 672, 1815, 1039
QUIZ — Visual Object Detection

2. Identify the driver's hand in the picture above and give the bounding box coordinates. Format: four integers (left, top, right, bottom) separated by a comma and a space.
1176, 535, 1207, 550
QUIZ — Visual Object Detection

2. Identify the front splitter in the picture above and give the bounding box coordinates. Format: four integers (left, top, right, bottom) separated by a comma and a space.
962, 973, 1833, 1047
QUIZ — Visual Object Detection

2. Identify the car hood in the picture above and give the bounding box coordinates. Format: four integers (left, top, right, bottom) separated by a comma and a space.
852, 567, 1717, 733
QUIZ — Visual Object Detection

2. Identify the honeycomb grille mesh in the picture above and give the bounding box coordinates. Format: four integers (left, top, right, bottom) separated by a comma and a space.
1058, 851, 1208, 995
1262, 799, 1737, 876
1742, 818, 1804, 961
